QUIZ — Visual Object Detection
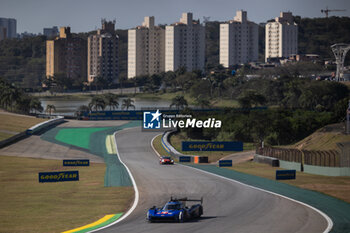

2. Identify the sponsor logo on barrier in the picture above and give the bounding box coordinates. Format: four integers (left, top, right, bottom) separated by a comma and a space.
219, 160, 233, 167
39, 171, 79, 183
63, 159, 90, 166
276, 170, 296, 180
182, 141, 243, 151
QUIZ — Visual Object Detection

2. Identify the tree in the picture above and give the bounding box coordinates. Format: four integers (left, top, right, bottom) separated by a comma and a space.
0, 85, 20, 111
45, 104, 56, 116
103, 93, 119, 110
238, 90, 266, 109
89, 95, 106, 111
121, 98, 135, 110
194, 95, 211, 109
29, 96, 43, 114
170, 96, 188, 110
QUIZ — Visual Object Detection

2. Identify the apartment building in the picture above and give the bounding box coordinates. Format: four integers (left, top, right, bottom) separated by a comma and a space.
265, 12, 298, 62
43, 26, 58, 38
128, 16, 165, 78
0, 18, 16, 40
220, 10, 258, 67
165, 13, 205, 72
46, 27, 87, 80
88, 20, 119, 84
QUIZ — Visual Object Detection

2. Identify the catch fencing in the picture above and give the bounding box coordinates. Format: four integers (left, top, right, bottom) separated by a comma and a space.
256, 146, 341, 167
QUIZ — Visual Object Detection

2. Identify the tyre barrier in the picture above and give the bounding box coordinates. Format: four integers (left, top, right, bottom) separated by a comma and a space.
254, 154, 279, 167
194, 156, 209, 164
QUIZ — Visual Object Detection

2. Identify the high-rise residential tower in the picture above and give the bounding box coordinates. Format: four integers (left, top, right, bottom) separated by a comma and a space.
165, 13, 205, 72
220, 10, 258, 67
128, 16, 165, 79
0, 18, 17, 40
265, 12, 298, 62
88, 20, 119, 84
46, 27, 87, 80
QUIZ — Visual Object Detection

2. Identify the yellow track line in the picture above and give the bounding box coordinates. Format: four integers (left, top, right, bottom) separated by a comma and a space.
62, 214, 116, 233
106, 135, 117, 154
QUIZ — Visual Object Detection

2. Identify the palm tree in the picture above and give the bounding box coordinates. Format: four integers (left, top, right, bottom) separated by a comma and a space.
170, 96, 188, 110
121, 98, 135, 110
1, 86, 20, 111
89, 95, 106, 111
45, 104, 56, 116
103, 93, 119, 110
29, 97, 43, 114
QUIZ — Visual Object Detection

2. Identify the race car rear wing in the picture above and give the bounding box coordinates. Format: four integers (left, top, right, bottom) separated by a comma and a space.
170, 197, 203, 204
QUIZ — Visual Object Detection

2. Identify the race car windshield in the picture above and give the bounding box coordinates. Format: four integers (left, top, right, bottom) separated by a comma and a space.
163, 157, 171, 159
163, 203, 181, 210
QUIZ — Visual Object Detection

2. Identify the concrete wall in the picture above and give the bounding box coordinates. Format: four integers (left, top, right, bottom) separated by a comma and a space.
279, 159, 350, 176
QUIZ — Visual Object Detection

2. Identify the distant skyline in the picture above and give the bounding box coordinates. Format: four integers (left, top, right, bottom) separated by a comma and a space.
1, 0, 349, 34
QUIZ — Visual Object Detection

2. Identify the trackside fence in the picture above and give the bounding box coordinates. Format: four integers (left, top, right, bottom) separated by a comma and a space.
256, 146, 343, 167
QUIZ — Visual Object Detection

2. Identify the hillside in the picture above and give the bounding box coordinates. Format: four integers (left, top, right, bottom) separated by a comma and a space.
290, 123, 350, 151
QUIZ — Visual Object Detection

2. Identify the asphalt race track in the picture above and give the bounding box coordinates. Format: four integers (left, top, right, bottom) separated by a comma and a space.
99, 127, 328, 233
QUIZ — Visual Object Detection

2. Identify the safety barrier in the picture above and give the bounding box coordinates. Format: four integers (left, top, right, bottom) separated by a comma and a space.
193, 156, 209, 164
26, 116, 64, 135
0, 116, 65, 149
256, 146, 342, 167
254, 154, 279, 167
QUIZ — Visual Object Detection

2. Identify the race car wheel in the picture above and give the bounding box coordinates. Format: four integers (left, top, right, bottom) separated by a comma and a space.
146, 212, 153, 223
199, 206, 203, 217
178, 211, 184, 223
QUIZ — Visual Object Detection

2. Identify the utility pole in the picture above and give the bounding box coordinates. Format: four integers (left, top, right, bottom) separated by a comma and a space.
331, 43, 350, 81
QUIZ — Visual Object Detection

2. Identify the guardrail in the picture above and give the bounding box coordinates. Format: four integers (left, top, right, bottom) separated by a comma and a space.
26, 116, 64, 135
161, 131, 210, 163
0, 116, 65, 149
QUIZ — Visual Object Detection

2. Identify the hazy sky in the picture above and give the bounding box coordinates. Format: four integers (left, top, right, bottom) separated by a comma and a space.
1, 0, 349, 34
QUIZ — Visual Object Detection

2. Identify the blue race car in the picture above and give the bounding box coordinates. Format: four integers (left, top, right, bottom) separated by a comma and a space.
147, 197, 203, 223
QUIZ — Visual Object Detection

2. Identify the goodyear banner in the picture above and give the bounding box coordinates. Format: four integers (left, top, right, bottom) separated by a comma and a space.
39, 171, 79, 183
276, 170, 296, 180
219, 160, 233, 167
63, 159, 90, 166
182, 141, 243, 151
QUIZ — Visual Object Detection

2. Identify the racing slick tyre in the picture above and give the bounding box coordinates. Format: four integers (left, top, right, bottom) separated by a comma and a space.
178, 211, 184, 223
199, 206, 203, 217
147, 212, 153, 223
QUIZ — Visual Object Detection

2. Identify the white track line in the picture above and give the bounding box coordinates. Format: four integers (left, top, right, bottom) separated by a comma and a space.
150, 135, 333, 233
90, 128, 140, 232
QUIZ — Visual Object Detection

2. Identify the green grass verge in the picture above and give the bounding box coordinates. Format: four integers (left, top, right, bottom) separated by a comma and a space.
286, 124, 350, 151
152, 134, 170, 157
134, 91, 239, 108
169, 132, 255, 162
0, 131, 15, 141
0, 113, 46, 135
230, 161, 350, 204
0, 155, 133, 233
